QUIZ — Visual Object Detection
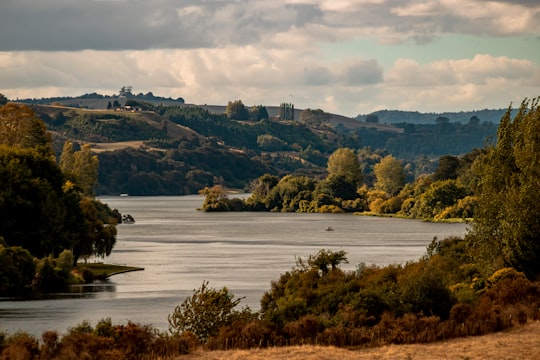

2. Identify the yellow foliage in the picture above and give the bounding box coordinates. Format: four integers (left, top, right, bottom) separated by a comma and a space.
487, 267, 526, 287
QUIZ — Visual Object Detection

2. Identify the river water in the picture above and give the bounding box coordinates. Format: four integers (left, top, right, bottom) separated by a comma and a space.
0, 195, 468, 336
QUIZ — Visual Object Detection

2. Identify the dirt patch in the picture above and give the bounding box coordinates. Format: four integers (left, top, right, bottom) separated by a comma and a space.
90, 141, 146, 153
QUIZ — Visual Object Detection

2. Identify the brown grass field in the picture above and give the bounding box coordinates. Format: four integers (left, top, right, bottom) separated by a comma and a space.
178, 321, 540, 359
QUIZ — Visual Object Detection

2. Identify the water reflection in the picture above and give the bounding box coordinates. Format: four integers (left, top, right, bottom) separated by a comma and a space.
63, 281, 116, 297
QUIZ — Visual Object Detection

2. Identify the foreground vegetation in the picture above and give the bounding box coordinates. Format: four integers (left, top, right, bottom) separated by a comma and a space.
0, 273, 538, 359
180, 321, 540, 360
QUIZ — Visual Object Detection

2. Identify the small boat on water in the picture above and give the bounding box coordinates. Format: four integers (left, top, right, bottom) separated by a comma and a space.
120, 193, 129, 197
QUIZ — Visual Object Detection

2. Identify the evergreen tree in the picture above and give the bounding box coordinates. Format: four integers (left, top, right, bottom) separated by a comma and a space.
279, 103, 295, 120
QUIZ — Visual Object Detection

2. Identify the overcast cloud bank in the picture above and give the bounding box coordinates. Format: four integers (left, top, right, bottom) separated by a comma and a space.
1, 0, 539, 116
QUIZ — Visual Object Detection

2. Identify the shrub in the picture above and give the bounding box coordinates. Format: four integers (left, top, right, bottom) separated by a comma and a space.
168, 281, 245, 342
283, 314, 320, 340
486, 267, 526, 288
0, 332, 39, 360
398, 264, 454, 319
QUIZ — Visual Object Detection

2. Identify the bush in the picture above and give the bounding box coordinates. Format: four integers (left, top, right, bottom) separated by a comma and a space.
283, 314, 320, 340
0, 332, 39, 360
0, 245, 35, 295
168, 281, 245, 342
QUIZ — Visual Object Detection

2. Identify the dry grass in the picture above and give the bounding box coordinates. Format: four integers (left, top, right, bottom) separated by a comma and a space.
89, 140, 146, 152
177, 321, 540, 359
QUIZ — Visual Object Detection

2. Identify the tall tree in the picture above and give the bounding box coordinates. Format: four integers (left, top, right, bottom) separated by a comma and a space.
299, 108, 331, 127
470, 98, 540, 277
60, 142, 99, 196
433, 155, 460, 181
279, 102, 294, 120
374, 155, 406, 196
249, 105, 269, 121
225, 100, 249, 120
326, 148, 363, 186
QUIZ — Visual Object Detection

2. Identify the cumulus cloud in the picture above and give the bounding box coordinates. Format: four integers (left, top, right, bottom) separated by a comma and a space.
2, 47, 537, 115
1, 1, 538, 115
1, 0, 539, 51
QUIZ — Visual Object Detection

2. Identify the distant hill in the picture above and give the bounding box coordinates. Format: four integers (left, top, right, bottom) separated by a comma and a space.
13, 91, 501, 195
17, 90, 185, 109
357, 109, 510, 125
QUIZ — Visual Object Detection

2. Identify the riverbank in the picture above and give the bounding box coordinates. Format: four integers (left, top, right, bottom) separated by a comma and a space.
76, 262, 144, 280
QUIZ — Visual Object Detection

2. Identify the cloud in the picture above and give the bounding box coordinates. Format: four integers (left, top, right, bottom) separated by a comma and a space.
1, 48, 537, 116
0, 0, 323, 51
1, 1, 538, 115
2, 0, 539, 52
388, 54, 536, 87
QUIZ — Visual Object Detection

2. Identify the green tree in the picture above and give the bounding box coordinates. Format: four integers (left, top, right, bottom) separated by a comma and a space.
0, 103, 53, 156
0, 145, 70, 256
412, 179, 467, 219
225, 100, 249, 120
60, 142, 99, 196
75, 198, 118, 263
266, 175, 315, 211
168, 281, 244, 342
373, 155, 405, 196
73, 144, 99, 196
433, 155, 460, 181
279, 102, 294, 120
0, 93, 8, 106
199, 185, 230, 211
299, 108, 331, 127
249, 105, 269, 121
256, 134, 289, 151
0, 245, 36, 294
323, 174, 359, 200
365, 114, 379, 123
245, 174, 280, 210
327, 148, 363, 187
301, 249, 348, 275
470, 98, 540, 277
59, 141, 76, 179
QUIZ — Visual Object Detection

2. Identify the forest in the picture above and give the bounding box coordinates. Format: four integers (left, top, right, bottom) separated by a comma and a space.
0, 96, 539, 359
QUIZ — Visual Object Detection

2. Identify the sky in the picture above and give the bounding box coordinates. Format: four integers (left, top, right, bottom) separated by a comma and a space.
1, 0, 539, 117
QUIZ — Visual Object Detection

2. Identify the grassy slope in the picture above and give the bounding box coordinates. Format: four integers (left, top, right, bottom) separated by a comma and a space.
179, 321, 540, 360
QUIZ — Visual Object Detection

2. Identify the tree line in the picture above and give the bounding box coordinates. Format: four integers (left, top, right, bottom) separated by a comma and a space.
0, 103, 121, 295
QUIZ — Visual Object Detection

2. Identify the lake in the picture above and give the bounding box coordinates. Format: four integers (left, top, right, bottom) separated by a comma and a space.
0, 195, 468, 336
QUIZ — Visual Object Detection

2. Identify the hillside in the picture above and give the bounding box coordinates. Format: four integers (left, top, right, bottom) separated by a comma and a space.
357, 108, 509, 125
21, 92, 500, 195
200, 104, 402, 133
